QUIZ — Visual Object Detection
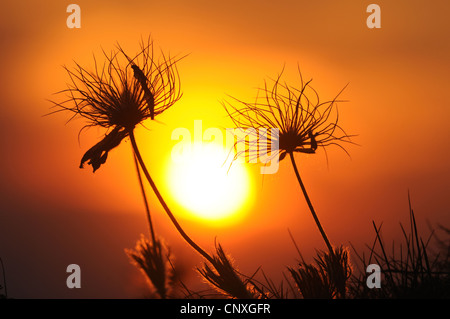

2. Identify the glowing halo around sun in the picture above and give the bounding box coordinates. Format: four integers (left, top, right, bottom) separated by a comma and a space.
167, 142, 251, 223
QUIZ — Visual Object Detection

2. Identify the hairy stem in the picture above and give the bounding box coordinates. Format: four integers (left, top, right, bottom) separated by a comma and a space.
129, 130, 214, 264
132, 145, 156, 245
289, 152, 333, 253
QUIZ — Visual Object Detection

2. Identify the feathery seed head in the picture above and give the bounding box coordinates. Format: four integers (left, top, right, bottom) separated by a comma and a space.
50, 37, 183, 172
224, 67, 354, 163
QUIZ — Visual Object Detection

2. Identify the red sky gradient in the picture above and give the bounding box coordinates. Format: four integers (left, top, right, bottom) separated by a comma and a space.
1, 0, 449, 298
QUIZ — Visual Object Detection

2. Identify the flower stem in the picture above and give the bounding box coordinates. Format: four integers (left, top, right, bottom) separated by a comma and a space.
132, 145, 156, 245
289, 152, 333, 253
129, 130, 214, 264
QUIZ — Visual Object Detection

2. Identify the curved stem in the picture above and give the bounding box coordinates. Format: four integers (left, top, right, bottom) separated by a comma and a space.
289, 152, 333, 253
132, 145, 156, 245
129, 130, 214, 264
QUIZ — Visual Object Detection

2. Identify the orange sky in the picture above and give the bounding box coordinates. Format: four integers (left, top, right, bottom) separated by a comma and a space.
1, 0, 449, 298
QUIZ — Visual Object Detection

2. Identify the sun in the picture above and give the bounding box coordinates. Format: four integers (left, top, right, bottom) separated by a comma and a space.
167, 142, 251, 222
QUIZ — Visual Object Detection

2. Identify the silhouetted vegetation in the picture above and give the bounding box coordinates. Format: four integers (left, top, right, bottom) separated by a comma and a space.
49, 38, 449, 300
348, 194, 450, 298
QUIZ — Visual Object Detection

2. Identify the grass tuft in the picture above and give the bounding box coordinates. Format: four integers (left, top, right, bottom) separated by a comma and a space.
349, 193, 450, 298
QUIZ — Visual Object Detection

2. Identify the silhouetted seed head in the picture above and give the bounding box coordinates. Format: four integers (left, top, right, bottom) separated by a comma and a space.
224, 67, 354, 163
288, 245, 352, 299
197, 243, 257, 299
125, 235, 173, 299
49, 38, 183, 172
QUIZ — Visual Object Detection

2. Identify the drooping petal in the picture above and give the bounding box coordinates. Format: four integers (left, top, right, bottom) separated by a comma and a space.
80, 126, 128, 172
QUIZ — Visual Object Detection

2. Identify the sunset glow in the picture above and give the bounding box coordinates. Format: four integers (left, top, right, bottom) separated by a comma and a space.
1, 0, 449, 303
167, 142, 250, 222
